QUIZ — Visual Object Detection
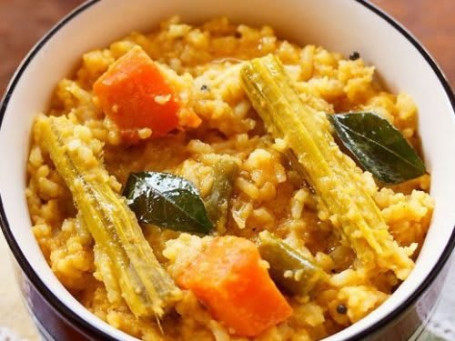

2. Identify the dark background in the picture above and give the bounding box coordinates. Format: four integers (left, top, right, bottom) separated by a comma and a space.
1, 0, 454, 95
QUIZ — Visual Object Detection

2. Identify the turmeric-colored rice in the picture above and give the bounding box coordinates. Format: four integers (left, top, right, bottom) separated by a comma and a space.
26, 17, 433, 340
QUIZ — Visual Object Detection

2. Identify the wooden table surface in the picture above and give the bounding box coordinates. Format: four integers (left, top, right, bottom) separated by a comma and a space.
1, 0, 455, 95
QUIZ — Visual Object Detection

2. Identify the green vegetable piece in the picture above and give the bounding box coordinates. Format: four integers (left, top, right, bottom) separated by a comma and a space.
204, 157, 239, 234
38, 115, 181, 318
257, 232, 326, 296
93, 243, 122, 304
123, 172, 213, 234
76, 213, 122, 304
241, 54, 415, 280
329, 112, 426, 184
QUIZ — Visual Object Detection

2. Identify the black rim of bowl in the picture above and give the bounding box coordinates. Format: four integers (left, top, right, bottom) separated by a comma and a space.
0, 0, 454, 340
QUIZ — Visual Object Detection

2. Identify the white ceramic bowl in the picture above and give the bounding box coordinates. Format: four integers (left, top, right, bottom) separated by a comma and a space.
1, 0, 455, 340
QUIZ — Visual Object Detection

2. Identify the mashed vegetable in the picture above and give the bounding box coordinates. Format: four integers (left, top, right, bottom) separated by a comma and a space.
26, 17, 434, 340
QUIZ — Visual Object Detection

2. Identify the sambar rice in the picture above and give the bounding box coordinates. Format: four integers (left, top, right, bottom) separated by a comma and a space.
26, 17, 433, 340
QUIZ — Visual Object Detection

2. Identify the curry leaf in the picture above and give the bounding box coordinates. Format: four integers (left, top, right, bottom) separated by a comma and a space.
329, 112, 426, 184
123, 172, 213, 234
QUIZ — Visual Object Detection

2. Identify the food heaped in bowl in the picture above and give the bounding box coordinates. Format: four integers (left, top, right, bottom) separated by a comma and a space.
25, 16, 434, 340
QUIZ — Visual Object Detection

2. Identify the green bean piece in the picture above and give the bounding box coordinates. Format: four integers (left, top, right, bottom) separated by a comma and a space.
257, 231, 325, 296
204, 157, 238, 234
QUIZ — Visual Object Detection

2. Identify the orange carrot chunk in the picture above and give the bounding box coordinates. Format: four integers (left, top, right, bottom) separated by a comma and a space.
93, 46, 196, 140
177, 236, 293, 337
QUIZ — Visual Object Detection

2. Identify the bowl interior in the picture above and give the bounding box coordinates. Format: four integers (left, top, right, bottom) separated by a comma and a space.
1, 0, 455, 340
